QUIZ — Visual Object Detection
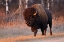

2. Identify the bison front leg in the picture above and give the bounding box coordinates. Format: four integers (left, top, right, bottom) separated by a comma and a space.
44, 28, 47, 35
31, 27, 38, 36
41, 24, 47, 35
41, 28, 45, 35
34, 30, 37, 36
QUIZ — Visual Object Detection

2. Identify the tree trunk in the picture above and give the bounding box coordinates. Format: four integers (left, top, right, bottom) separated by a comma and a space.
43, 0, 48, 8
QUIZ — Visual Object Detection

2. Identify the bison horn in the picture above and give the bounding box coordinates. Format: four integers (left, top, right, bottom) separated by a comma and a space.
33, 10, 37, 16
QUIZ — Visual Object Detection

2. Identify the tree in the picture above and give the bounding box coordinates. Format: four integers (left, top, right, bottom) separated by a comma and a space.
43, 0, 48, 8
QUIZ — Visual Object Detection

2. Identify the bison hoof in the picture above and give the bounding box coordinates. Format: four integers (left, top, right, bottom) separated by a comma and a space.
50, 32, 52, 35
42, 33, 45, 35
42, 33, 46, 36
34, 31, 37, 36
34, 34, 36, 36
34, 32, 37, 36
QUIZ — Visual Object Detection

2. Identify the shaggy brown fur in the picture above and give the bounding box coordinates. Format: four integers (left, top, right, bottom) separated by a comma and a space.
32, 4, 48, 22
23, 7, 37, 26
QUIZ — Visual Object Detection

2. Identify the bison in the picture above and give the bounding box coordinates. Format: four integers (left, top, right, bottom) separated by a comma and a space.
23, 4, 52, 36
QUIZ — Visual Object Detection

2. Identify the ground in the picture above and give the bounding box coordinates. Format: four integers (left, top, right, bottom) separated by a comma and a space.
0, 17, 64, 42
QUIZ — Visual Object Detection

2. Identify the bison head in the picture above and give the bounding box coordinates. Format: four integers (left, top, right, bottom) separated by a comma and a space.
23, 7, 38, 26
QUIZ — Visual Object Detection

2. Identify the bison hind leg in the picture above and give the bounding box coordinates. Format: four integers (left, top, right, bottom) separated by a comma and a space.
50, 28, 52, 35
49, 22, 52, 35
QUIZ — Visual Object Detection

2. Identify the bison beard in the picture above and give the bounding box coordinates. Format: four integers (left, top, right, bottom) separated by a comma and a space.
23, 4, 52, 36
